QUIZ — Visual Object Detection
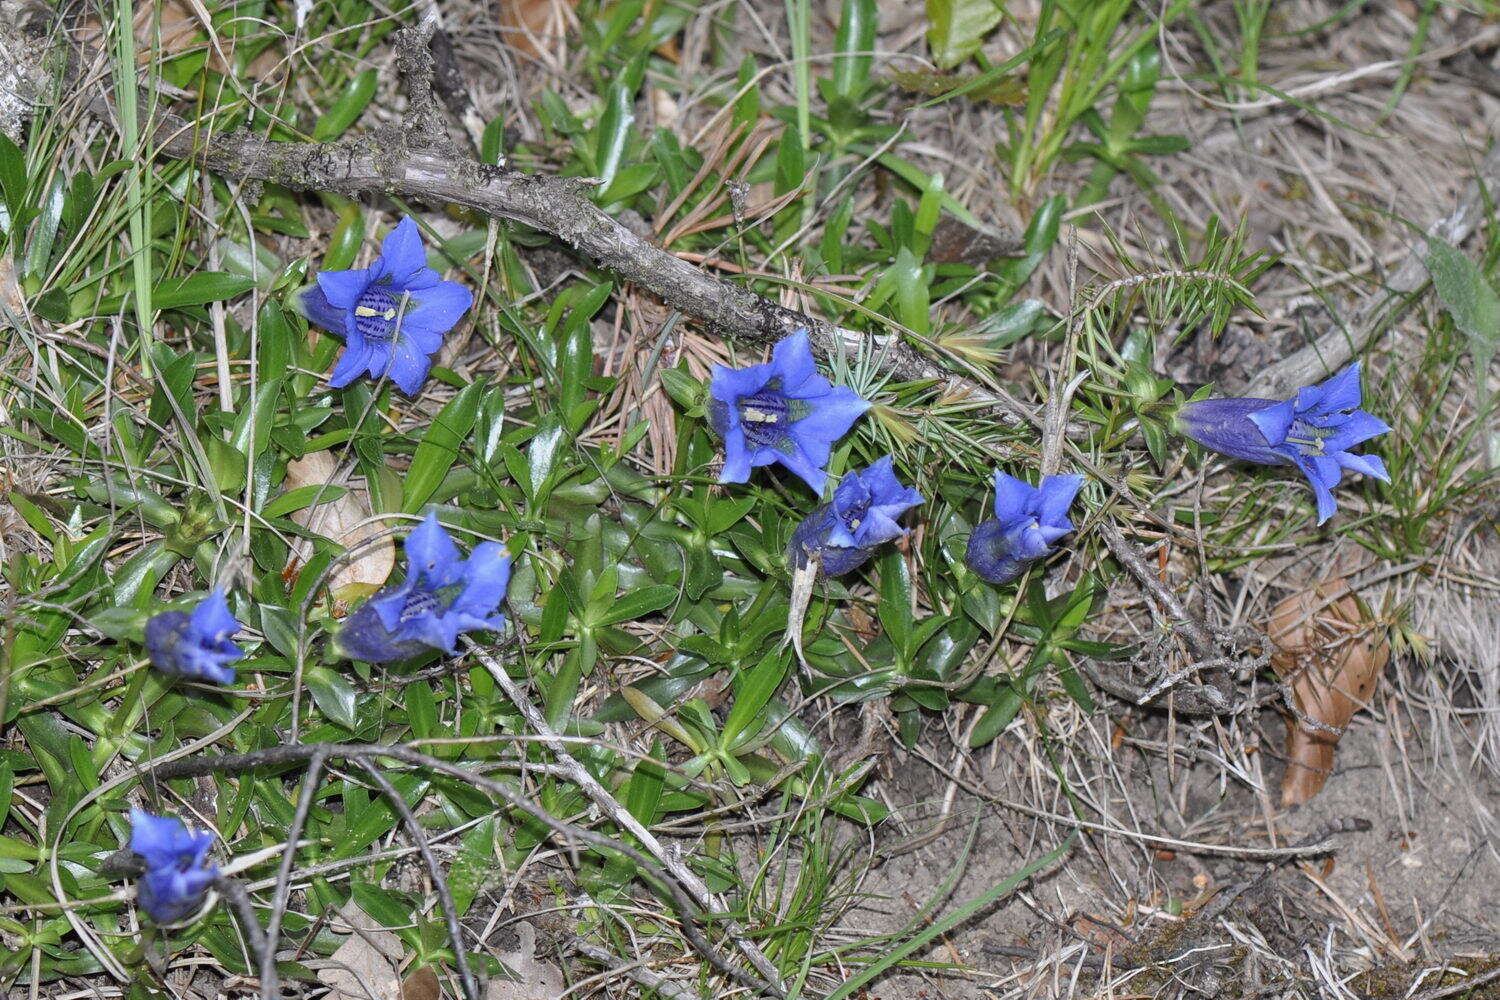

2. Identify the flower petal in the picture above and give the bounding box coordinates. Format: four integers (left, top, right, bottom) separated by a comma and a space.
300, 285, 349, 334
1314, 362, 1363, 414
768, 330, 817, 392
316, 268, 371, 309
1335, 450, 1389, 482
375, 217, 429, 285
718, 431, 754, 483
1036, 474, 1083, 527
328, 341, 375, 387
992, 472, 1037, 522
189, 590, 239, 642
450, 542, 511, 620
1247, 398, 1297, 449
1324, 409, 1390, 452
406, 511, 464, 587
1310, 477, 1339, 525
404, 279, 473, 337
786, 386, 870, 445
386, 340, 435, 395
709, 361, 774, 406
775, 443, 828, 493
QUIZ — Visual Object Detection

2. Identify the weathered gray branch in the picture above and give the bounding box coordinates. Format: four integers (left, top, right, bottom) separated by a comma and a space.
1246, 141, 1500, 398
117, 25, 1035, 426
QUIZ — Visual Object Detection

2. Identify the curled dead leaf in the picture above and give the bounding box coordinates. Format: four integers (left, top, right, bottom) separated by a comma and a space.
498, 0, 579, 60
1269, 575, 1390, 807
283, 450, 395, 610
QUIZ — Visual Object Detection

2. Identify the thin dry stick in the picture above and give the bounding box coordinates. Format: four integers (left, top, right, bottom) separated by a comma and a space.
1246, 141, 1500, 398
213, 875, 270, 979
87, 25, 1036, 430
573, 941, 702, 1000
260, 746, 329, 1000
464, 641, 787, 993
1097, 521, 1217, 661
144, 742, 780, 997
357, 759, 480, 1000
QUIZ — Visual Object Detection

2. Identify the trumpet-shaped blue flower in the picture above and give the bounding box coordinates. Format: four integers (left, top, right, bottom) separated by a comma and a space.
338, 512, 511, 662
129, 808, 218, 924
301, 217, 473, 396
789, 456, 923, 576
143, 590, 242, 685
708, 331, 870, 493
965, 472, 1083, 585
1175, 362, 1389, 525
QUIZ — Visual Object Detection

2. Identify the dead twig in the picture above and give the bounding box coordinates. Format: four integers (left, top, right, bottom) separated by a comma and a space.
1246, 141, 1500, 398
143, 741, 781, 997
88, 24, 1037, 429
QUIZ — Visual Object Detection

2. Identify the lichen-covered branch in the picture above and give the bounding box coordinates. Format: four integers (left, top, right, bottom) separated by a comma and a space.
108, 24, 1036, 426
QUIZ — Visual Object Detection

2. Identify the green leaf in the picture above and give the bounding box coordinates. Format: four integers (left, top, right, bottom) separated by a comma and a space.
524, 413, 568, 504
314, 68, 378, 141
659, 368, 704, 410
1425, 236, 1499, 461
832, 0, 878, 99
595, 81, 634, 190
722, 649, 790, 749
403, 380, 484, 513
305, 666, 359, 730
405, 683, 440, 740
152, 272, 257, 310
590, 584, 677, 628
262, 484, 349, 519
925, 0, 1004, 70
877, 549, 914, 655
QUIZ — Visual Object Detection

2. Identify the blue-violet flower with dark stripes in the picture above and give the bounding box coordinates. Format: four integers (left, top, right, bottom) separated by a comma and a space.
707, 331, 870, 493
789, 456, 923, 576
338, 511, 511, 662
301, 216, 473, 395
1175, 362, 1389, 524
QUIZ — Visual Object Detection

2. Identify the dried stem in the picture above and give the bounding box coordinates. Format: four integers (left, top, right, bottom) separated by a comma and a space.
465, 641, 788, 994
144, 742, 781, 997
1246, 142, 1500, 398
357, 758, 480, 1000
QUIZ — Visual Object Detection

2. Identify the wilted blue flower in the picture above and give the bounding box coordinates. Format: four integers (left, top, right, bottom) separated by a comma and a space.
301, 216, 473, 395
1176, 362, 1389, 525
338, 512, 511, 662
965, 472, 1083, 585
789, 456, 923, 576
129, 808, 218, 924
708, 331, 870, 493
143, 589, 242, 685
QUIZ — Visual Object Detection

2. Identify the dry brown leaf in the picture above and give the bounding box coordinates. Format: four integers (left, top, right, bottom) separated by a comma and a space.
401, 965, 442, 1000
283, 450, 395, 609
1270, 575, 1390, 807
485, 922, 563, 1000
499, 0, 579, 59
79, 0, 279, 76
318, 903, 403, 1000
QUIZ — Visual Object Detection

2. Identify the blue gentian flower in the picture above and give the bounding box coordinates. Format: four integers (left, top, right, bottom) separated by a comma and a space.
707, 331, 871, 493
788, 456, 924, 576
143, 589, 242, 685
338, 512, 511, 662
965, 472, 1083, 585
129, 808, 218, 924
1176, 362, 1390, 525
301, 216, 473, 396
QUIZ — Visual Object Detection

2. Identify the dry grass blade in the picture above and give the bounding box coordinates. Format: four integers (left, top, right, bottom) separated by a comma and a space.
1270, 576, 1391, 807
